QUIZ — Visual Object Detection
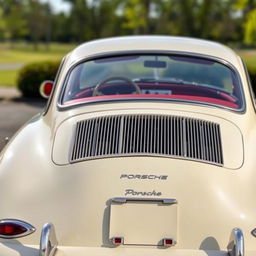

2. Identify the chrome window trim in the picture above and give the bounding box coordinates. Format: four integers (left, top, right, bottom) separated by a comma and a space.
57, 50, 246, 113
0, 219, 36, 239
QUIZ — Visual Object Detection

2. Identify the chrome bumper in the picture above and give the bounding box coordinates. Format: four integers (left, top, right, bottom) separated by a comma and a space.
18, 224, 246, 256
39, 223, 58, 256
228, 228, 244, 256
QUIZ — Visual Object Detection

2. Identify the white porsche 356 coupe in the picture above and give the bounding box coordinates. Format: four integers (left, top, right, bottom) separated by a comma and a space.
0, 36, 255, 256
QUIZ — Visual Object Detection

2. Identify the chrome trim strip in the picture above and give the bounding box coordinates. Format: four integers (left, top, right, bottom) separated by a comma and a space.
39, 223, 58, 256
70, 151, 224, 166
0, 219, 36, 239
43, 56, 67, 116
112, 197, 177, 204
227, 228, 244, 256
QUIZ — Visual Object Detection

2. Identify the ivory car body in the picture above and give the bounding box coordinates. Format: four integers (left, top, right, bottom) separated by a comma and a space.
0, 36, 255, 256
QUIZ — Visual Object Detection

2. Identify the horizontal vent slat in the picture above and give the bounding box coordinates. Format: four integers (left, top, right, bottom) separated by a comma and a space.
70, 115, 223, 165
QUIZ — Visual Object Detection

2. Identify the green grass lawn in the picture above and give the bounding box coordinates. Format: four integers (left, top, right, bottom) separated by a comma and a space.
0, 42, 76, 87
0, 70, 18, 87
0, 42, 76, 64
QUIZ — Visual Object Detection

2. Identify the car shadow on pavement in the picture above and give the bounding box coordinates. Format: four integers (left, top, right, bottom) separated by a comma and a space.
1, 241, 38, 256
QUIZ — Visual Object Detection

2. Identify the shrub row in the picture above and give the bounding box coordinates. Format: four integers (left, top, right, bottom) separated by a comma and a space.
17, 60, 256, 98
17, 61, 60, 98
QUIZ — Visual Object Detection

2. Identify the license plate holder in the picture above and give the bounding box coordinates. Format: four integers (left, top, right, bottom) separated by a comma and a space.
109, 198, 177, 246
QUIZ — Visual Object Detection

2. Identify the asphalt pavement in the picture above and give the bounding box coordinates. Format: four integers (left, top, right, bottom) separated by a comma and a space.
0, 87, 46, 151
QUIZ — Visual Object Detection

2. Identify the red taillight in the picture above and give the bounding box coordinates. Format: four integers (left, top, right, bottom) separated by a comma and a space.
44, 82, 53, 96
40, 80, 54, 99
0, 219, 35, 239
111, 236, 123, 245
163, 238, 176, 247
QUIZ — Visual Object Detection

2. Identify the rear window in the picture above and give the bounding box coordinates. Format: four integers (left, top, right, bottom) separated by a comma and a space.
61, 54, 244, 110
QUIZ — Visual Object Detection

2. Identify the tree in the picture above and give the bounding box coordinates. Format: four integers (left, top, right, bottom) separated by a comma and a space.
0, 7, 6, 40
235, 0, 256, 44
171, 0, 239, 40
51, 12, 72, 42
115, 0, 162, 34
0, 0, 28, 43
89, 0, 121, 38
63, 0, 91, 42
25, 0, 52, 50
244, 9, 256, 43
0, 0, 248, 45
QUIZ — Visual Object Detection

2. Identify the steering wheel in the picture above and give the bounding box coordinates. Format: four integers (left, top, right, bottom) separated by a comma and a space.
92, 76, 141, 96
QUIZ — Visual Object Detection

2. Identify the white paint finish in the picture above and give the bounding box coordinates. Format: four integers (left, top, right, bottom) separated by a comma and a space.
0, 153, 255, 248
68, 36, 240, 69
0, 36, 256, 255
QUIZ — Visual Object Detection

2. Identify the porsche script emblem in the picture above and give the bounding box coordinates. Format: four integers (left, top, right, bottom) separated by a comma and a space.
125, 189, 162, 196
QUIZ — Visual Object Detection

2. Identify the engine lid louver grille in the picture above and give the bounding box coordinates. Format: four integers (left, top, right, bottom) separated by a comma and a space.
70, 115, 223, 165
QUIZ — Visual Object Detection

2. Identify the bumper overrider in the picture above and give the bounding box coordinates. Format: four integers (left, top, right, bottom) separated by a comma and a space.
0, 221, 245, 256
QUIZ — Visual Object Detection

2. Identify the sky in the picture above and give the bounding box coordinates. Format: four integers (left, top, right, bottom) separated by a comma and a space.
40, 0, 71, 13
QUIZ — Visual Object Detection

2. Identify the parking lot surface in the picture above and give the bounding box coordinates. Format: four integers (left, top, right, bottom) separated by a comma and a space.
0, 100, 45, 151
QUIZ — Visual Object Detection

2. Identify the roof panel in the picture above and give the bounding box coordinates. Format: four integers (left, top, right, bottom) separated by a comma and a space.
67, 36, 240, 68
